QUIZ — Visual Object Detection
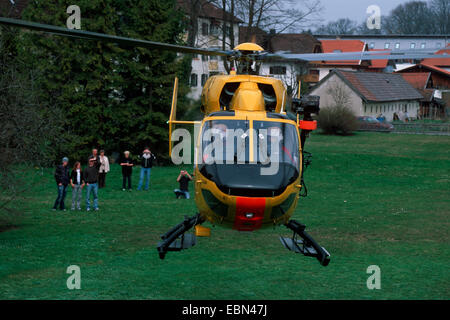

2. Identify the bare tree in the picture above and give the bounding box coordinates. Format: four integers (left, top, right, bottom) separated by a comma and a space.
220, 0, 237, 72
326, 82, 352, 108
180, 0, 217, 47
384, 1, 435, 34
430, 0, 450, 34
237, 0, 323, 42
316, 18, 358, 35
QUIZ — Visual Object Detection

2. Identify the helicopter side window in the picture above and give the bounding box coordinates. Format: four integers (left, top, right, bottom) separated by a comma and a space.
200, 120, 250, 166
254, 121, 300, 169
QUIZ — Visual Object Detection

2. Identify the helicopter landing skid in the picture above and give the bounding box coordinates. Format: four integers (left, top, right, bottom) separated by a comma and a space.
157, 213, 205, 259
280, 220, 330, 266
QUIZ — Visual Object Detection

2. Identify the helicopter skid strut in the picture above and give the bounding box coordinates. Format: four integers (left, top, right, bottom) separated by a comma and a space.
157, 213, 204, 260
280, 220, 331, 266
157, 216, 330, 267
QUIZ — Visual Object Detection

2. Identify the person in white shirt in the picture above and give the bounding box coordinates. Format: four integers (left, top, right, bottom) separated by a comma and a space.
70, 161, 85, 210
98, 150, 110, 188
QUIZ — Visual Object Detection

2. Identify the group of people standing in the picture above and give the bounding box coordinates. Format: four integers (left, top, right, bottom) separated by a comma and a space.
52, 147, 156, 212
119, 148, 156, 191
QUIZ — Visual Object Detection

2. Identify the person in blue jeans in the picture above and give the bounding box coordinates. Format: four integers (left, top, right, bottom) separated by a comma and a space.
83, 157, 99, 211
52, 157, 70, 211
137, 147, 156, 191
174, 170, 193, 199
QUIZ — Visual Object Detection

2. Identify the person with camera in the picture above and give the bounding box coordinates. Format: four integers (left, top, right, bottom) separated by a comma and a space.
137, 147, 156, 191
174, 170, 193, 199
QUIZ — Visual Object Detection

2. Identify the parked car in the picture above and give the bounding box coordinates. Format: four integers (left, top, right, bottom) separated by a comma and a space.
357, 116, 394, 132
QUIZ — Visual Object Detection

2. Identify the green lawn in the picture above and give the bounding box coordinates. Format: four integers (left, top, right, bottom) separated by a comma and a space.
0, 132, 449, 299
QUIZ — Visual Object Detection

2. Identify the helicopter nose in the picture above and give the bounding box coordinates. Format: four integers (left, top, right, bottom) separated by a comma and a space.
233, 197, 266, 231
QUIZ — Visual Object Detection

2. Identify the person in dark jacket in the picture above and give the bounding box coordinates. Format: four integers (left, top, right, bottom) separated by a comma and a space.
137, 147, 156, 191
174, 170, 193, 199
53, 157, 70, 211
89, 148, 101, 170
70, 161, 85, 211
84, 156, 99, 211
120, 151, 134, 191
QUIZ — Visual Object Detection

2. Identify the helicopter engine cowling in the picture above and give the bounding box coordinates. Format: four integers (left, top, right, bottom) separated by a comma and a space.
229, 82, 265, 112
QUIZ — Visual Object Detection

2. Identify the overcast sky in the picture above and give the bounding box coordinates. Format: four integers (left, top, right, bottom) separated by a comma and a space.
306, 0, 413, 25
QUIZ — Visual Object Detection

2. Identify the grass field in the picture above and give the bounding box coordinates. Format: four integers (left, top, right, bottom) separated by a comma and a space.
0, 132, 449, 300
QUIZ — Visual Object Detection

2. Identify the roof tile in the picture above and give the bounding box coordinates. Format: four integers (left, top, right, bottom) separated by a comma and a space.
336, 70, 423, 102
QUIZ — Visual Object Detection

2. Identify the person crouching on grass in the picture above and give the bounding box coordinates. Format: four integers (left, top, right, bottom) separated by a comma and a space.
174, 170, 193, 199
120, 151, 134, 191
70, 161, 85, 211
84, 157, 99, 211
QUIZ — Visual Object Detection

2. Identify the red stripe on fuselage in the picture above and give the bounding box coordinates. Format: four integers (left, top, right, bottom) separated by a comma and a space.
233, 197, 266, 231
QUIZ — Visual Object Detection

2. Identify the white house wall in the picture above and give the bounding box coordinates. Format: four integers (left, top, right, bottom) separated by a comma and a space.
188, 18, 240, 100
363, 100, 419, 121
310, 74, 420, 121
310, 74, 364, 115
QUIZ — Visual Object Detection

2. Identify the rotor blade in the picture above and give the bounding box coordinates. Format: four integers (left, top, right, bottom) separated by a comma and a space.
264, 50, 449, 62
0, 17, 229, 57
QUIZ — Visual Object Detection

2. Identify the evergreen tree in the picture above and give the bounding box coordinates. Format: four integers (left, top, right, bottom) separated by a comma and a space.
19, 0, 190, 163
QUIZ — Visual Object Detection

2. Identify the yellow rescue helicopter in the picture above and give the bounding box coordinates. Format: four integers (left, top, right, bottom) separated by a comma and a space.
1, 17, 444, 266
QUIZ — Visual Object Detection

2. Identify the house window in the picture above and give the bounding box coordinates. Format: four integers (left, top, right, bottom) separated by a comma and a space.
421, 43, 426, 49
309, 69, 319, 75
201, 74, 208, 86
225, 25, 232, 38
395, 43, 400, 49
210, 24, 219, 36
210, 55, 218, 61
202, 55, 208, 62
269, 66, 286, 75
202, 23, 209, 36
384, 43, 390, 49
369, 42, 375, 49
410, 43, 416, 49
190, 73, 198, 87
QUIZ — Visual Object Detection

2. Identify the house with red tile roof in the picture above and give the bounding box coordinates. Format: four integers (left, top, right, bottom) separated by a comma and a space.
396, 64, 450, 90
314, 40, 393, 80
421, 46, 450, 69
310, 70, 423, 121
366, 49, 394, 73
393, 45, 450, 119
399, 72, 447, 119
314, 40, 369, 81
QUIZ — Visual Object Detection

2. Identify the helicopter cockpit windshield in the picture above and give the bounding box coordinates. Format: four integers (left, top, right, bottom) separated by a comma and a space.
199, 119, 300, 197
